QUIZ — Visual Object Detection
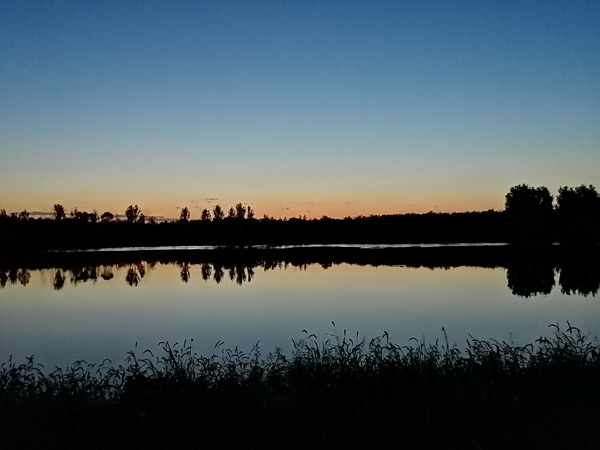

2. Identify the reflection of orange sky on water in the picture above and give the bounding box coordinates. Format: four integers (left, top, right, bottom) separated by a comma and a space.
6, 261, 600, 369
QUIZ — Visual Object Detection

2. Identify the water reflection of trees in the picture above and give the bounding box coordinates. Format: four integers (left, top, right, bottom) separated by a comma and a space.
177, 262, 254, 285
180, 263, 191, 283
1, 260, 599, 297
201, 263, 211, 281
559, 265, 600, 297
506, 264, 599, 297
506, 266, 556, 297
213, 264, 224, 284
54, 270, 66, 290
0, 269, 31, 287
101, 267, 114, 280
125, 263, 147, 287
0, 262, 155, 290
70, 267, 99, 285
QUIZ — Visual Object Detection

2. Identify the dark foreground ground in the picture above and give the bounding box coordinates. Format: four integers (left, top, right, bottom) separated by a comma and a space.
2, 325, 600, 449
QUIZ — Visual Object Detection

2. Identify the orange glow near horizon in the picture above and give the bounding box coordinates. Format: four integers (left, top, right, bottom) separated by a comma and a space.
1, 194, 506, 221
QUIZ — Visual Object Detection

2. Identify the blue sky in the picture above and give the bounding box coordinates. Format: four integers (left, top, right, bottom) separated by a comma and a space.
1, 0, 598, 218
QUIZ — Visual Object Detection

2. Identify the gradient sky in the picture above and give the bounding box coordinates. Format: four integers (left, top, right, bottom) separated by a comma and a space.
1, 0, 599, 219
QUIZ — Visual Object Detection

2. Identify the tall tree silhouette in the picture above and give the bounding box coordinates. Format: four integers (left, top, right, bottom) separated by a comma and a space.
235, 203, 246, 220
212, 204, 224, 221
505, 184, 553, 214
227, 207, 235, 219
200, 208, 211, 221
180, 207, 190, 223
125, 205, 141, 223
557, 185, 600, 214
53, 204, 66, 221
247, 205, 255, 220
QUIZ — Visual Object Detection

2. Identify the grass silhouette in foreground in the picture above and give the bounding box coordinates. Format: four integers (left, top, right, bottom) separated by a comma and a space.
2, 323, 600, 449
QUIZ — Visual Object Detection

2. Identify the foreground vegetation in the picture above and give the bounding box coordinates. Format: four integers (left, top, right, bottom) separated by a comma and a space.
2, 324, 600, 449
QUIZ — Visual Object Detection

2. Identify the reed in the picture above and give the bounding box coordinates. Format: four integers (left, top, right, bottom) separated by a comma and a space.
1, 323, 600, 449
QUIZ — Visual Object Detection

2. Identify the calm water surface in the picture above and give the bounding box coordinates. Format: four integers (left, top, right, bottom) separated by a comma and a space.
1, 262, 599, 368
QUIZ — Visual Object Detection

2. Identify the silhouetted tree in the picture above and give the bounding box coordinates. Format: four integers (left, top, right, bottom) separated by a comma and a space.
53, 204, 66, 221
247, 205, 255, 220
180, 207, 190, 223
505, 185, 553, 214
147, 216, 157, 225
213, 205, 224, 221
201, 208, 211, 221
235, 203, 246, 220
125, 205, 141, 223
137, 213, 146, 224
0, 209, 6, 220
227, 207, 236, 219
557, 185, 600, 214
101, 211, 114, 223
70, 208, 95, 222
19, 210, 29, 220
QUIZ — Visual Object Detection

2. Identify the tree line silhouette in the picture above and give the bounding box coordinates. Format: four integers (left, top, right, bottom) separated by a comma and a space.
2, 260, 598, 297
1, 184, 599, 251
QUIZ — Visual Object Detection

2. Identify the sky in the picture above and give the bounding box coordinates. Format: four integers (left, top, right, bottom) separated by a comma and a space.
1, 0, 599, 219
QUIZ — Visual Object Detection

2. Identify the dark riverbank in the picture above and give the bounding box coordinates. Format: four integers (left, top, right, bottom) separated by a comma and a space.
1, 208, 599, 253
2, 325, 599, 449
2, 243, 599, 270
